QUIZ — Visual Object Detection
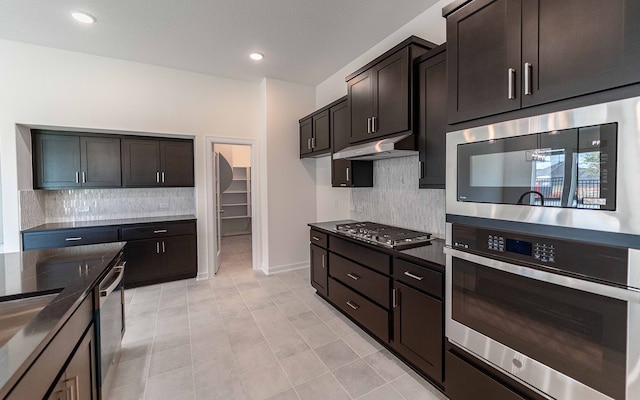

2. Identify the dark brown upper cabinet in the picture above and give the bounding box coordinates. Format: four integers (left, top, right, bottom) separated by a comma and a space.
299, 109, 331, 158
122, 138, 194, 187
330, 97, 373, 188
445, 0, 640, 124
346, 36, 436, 144
33, 131, 121, 189
416, 45, 447, 189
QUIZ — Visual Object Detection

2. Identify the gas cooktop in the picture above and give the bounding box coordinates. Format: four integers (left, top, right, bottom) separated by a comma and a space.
335, 222, 433, 250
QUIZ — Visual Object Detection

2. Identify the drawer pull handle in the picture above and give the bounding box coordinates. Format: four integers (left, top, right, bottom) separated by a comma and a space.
346, 301, 360, 310
66, 237, 82, 241
404, 271, 424, 281
312, 236, 321, 241
154, 229, 168, 234
347, 273, 360, 281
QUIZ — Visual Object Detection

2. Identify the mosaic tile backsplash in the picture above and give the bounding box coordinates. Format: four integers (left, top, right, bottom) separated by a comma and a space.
20, 188, 195, 229
350, 155, 446, 238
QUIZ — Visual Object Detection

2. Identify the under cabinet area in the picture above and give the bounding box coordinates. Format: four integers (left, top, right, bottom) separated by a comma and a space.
330, 98, 373, 188
445, 0, 640, 124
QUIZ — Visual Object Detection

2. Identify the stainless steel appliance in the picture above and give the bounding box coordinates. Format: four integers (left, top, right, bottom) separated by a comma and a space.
98, 256, 126, 394
446, 96, 640, 235
335, 222, 433, 250
445, 223, 640, 400
445, 96, 640, 399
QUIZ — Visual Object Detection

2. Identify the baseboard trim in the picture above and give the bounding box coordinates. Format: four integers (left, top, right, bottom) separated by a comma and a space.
197, 271, 209, 280
266, 261, 309, 275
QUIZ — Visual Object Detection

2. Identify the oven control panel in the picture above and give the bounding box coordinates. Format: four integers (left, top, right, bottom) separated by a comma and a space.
450, 223, 629, 287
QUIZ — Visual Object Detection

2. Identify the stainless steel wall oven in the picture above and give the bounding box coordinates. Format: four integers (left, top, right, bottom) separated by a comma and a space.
445, 97, 640, 400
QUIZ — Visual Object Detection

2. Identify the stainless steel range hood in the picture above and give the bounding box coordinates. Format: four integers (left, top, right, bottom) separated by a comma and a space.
332, 133, 417, 160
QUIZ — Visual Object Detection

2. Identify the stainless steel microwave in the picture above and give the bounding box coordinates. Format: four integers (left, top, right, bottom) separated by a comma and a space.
446, 96, 640, 235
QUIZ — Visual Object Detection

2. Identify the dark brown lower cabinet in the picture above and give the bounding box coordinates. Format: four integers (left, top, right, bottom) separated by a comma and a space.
124, 234, 197, 287
124, 239, 163, 284
48, 324, 97, 400
310, 244, 328, 297
392, 282, 442, 383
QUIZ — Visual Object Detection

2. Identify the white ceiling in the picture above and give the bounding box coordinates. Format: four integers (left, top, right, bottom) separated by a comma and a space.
0, 0, 440, 86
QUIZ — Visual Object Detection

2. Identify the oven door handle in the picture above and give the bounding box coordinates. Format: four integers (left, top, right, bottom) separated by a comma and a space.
445, 247, 640, 303
100, 262, 126, 305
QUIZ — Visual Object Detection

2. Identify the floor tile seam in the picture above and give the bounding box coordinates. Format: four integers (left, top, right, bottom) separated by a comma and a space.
144, 364, 195, 400
386, 373, 413, 400
249, 304, 303, 399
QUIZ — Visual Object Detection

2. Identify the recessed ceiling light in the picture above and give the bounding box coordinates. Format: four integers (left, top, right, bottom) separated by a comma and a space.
249, 52, 264, 61
70, 11, 96, 24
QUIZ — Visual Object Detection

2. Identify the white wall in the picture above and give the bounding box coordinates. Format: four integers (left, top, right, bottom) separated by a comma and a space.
315, 0, 449, 106
261, 78, 316, 273
0, 39, 261, 278
314, 0, 450, 224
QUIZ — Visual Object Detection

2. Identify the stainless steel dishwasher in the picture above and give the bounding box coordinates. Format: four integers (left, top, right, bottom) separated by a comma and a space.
97, 254, 126, 395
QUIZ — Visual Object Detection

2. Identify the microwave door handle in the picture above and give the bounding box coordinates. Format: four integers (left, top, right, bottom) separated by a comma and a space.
445, 247, 640, 303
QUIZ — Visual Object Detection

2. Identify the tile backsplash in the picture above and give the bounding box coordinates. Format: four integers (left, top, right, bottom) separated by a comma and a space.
351, 155, 446, 237
19, 188, 195, 229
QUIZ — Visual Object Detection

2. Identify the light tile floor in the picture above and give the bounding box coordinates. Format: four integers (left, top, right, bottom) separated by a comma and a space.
105, 234, 448, 400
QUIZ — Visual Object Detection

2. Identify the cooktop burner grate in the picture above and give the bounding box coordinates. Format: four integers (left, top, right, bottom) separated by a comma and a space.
335, 222, 432, 250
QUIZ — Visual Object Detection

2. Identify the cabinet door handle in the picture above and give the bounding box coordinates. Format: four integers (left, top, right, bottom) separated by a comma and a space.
82, 171, 86, 184
404, 271, 424, 281
156, 171, 160, 183
367, 117, 372, 134
524, 62, 532, 95
508, 68, 516, 100
162, 172, 165, 183
312, 236, 321, 241
162, 241, 166, 253
371, 116, 377, 133
346, 300, 359, 310
65, 237, 82, 241
346, 167, 350, 182
311, 137, 316, 149
307, 138, 311, 150
153, 229, 167, 234
392, 288, 398, 308
75, 171, 80, 183
321, 254, 325, 268
347, 273, 360, 281
156, 242, 160, 254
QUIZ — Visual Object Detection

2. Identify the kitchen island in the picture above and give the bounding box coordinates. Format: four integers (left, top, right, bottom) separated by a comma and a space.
0, 242, 125, 399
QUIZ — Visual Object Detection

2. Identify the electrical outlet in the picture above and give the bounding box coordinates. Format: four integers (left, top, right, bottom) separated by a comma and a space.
356, 205, 364, 213
77, 206, 90, 213
159, 201, 170, 210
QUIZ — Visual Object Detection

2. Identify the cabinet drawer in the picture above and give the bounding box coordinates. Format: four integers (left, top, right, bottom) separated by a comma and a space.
121, 221, 195, 240
330, 237, 391, 274
22, 227, 119, 250
393, 258, 443, 299
446, 348, 530, 400
309, 230, 328, 249
330, 253, 390, 308
328, 278, 389, 342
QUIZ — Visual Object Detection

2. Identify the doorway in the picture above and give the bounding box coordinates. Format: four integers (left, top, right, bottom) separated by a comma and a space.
208, 139, 257, 276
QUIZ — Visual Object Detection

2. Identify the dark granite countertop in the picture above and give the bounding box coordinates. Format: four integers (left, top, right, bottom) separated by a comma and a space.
308, 220, 446, 270
22, 214, 196, 232
0, 242, 125, 398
